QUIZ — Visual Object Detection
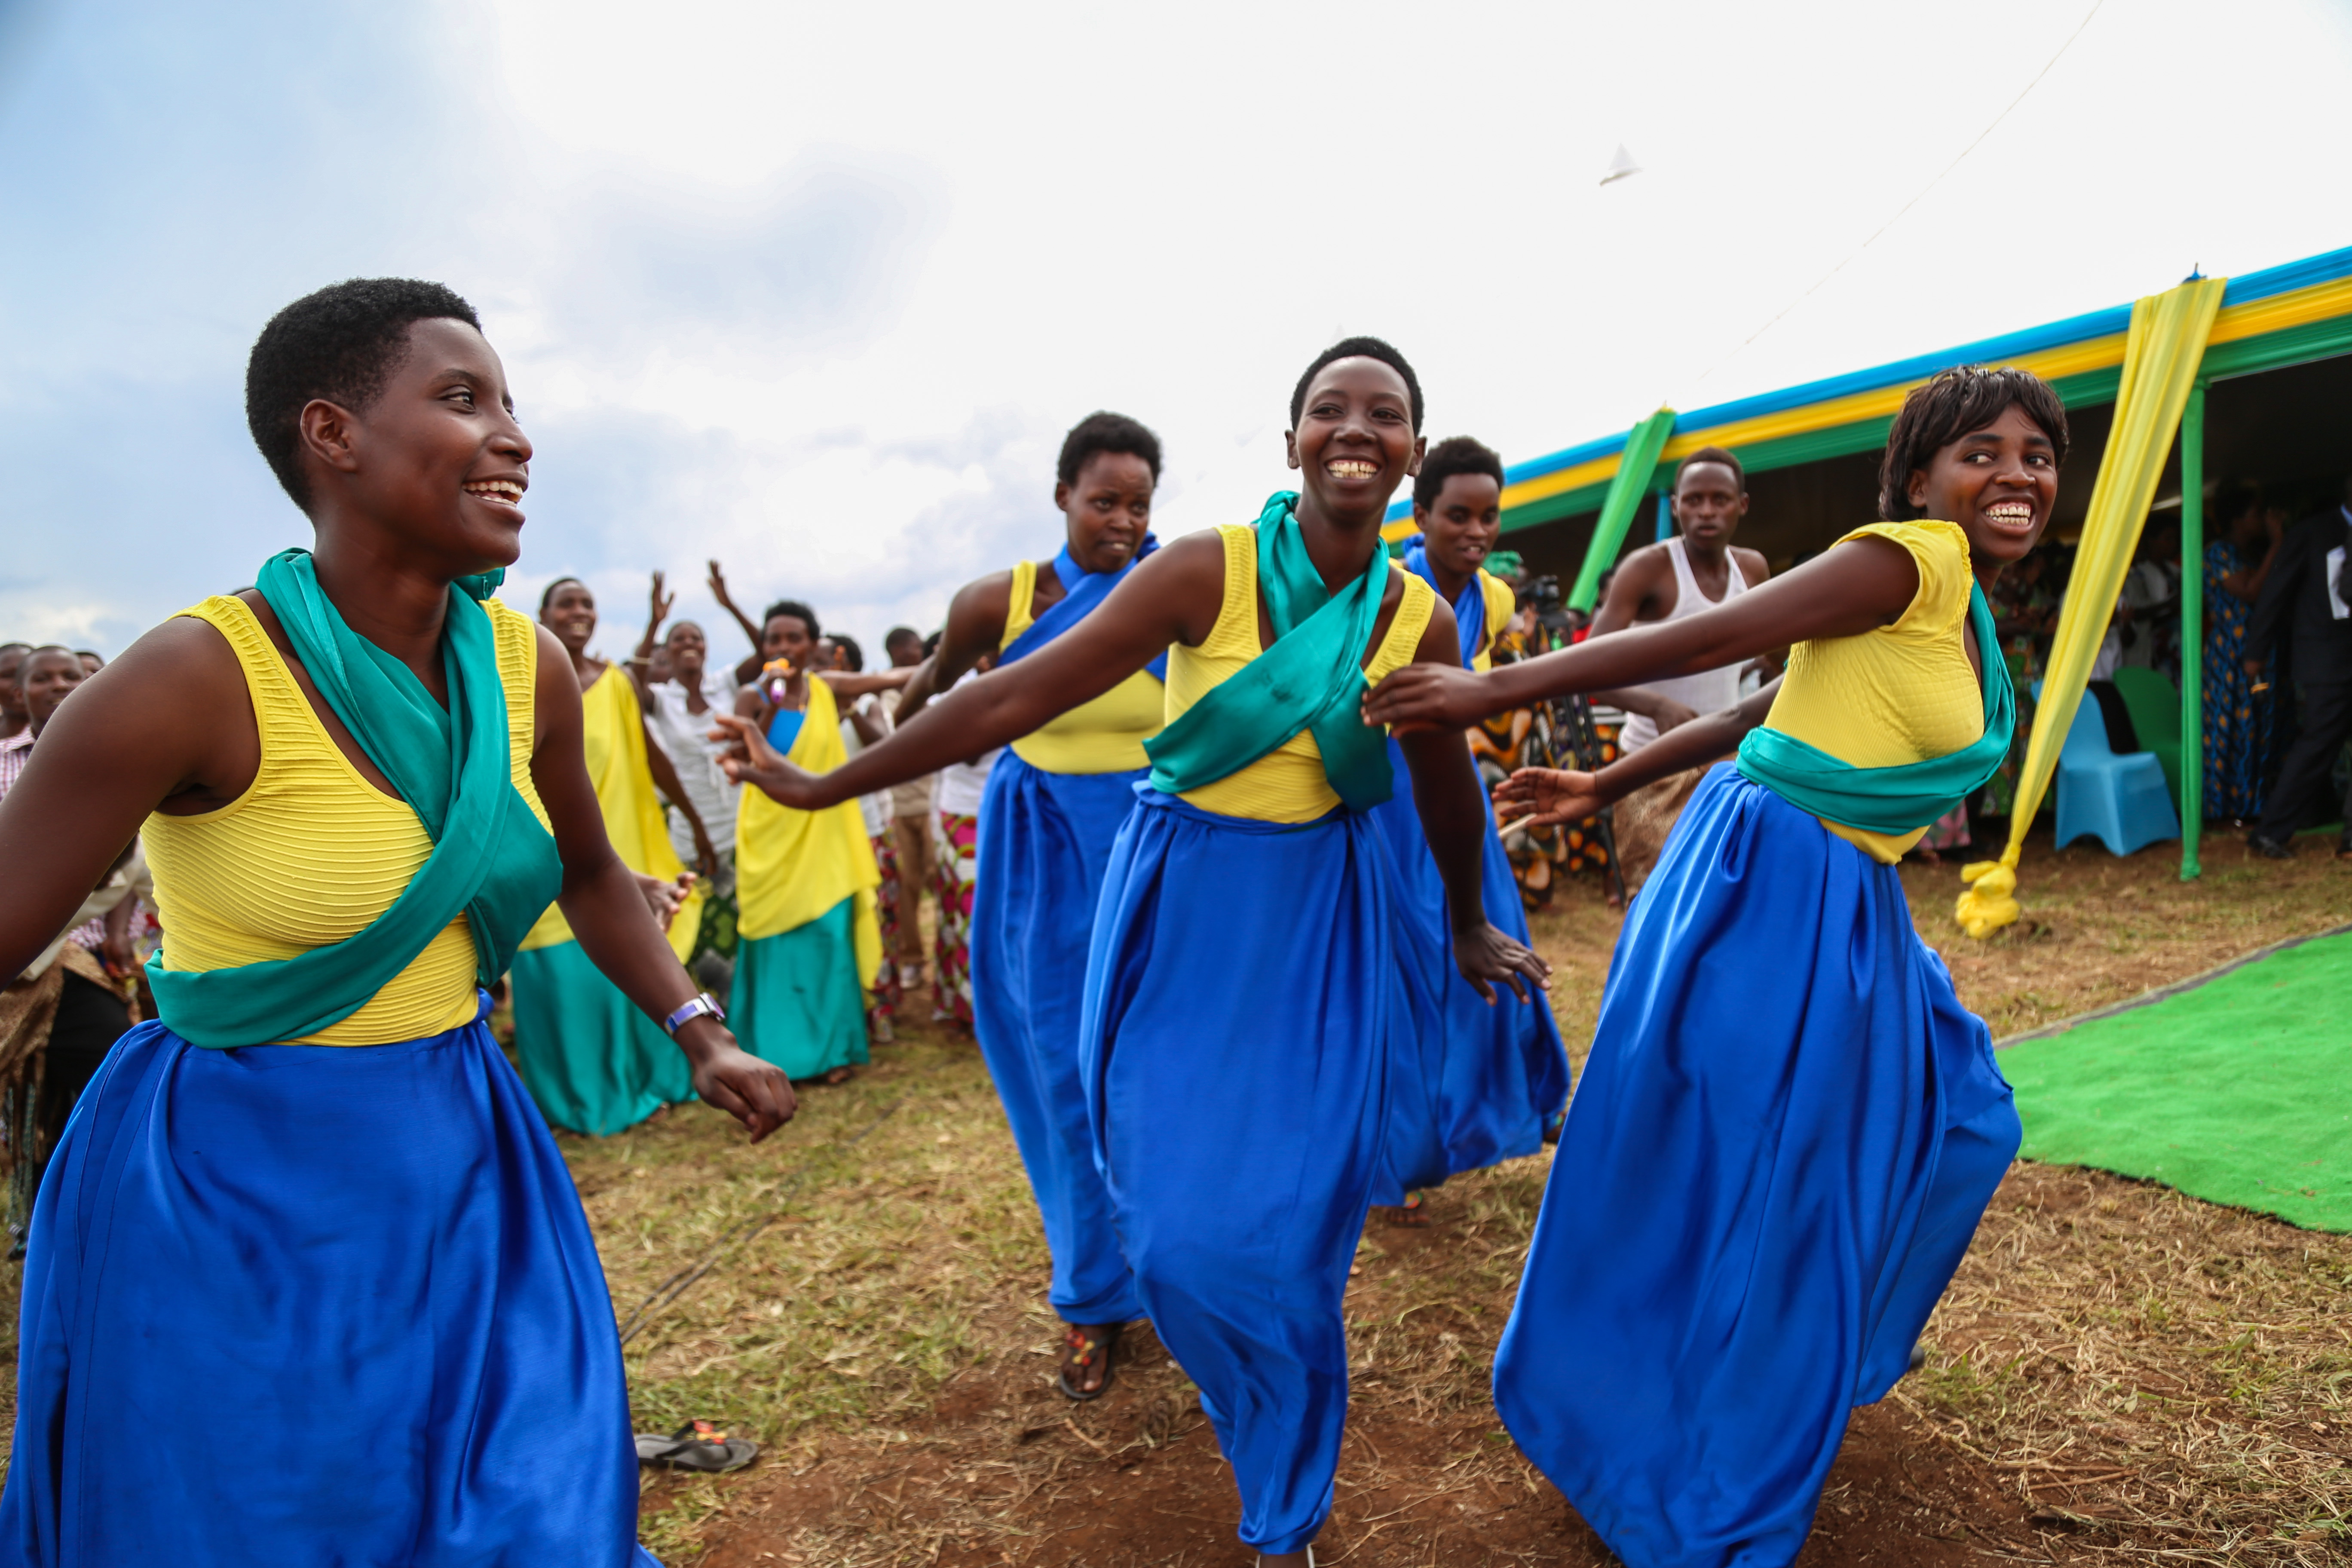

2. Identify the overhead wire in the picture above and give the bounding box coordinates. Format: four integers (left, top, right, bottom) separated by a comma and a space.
1683, 0, 2108, 397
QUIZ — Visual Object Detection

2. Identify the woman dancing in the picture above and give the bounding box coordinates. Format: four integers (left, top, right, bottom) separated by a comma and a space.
1370, 435, 1568, 1217
891, 410, 1166, 1399
1366, 364, 2052, 1568
728, 599, 892, 1084
718, 338, 1550, 1565
0, 278, 792, 1565
514, 574, 720, 1133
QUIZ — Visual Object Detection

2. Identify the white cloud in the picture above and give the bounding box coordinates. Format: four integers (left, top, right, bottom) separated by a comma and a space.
4, 0, 2350, 656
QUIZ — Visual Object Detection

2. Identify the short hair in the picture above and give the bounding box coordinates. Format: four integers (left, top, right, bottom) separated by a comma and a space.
245, 279, 484, 511
1411, 435, 1505, 509
539, 576, 587, 612
18, 644, 78, 683
1290, 336, 1424, 433
760, 599, 821, 640
832, 634, 866, 672
1879, 365, 2070, 521
1057, 412, 1163, 487
0, 642, 28, 657
884, 625, 921, 649
1673, 445, 1746, 493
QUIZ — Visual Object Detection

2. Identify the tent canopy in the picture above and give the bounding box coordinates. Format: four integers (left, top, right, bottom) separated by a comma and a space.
1388, 244, 2352, 570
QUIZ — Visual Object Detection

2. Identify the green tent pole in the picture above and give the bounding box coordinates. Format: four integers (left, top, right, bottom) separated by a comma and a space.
1567, 409, 1676, 613
2178, 380, 2205, 881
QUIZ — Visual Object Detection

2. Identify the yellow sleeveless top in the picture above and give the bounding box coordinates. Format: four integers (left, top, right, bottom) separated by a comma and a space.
142, 595, 551, 1046
1471, 568, 1516, 672
1165, 524, 1436, 824
998, 558, 1167, 774
1760, 520, 1984, 862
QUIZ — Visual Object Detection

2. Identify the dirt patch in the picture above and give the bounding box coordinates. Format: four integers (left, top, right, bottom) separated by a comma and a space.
665, 1182, 2049, 1568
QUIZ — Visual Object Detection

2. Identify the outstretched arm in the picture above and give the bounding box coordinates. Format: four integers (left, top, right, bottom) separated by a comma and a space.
1397, 600, 1552, 1005
529, 625, 792, 1139
1366, 536, 1913, 731
1495, 678, 1781, 828
718, 535, 1227, 811
626, 570, 674, 698
707, 561, 769, 685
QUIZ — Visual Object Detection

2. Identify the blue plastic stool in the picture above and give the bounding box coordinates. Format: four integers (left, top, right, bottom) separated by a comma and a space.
2052, 692, 2180, 855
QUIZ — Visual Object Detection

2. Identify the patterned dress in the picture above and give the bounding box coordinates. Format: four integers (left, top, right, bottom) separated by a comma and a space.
2202, 539, 2274, 821
931, 809, 979, 1027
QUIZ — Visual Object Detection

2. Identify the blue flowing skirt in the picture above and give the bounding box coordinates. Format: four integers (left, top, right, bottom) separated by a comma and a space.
1493, 766, 2020, 1568
0, 1002, 659, 1568
1080, 788, 1390, 1556
1366, 738, 1569, 1204
971, 754, 1143, 1325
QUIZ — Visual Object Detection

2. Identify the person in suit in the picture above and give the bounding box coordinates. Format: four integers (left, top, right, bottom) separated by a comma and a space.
2243, 475, 2352, 860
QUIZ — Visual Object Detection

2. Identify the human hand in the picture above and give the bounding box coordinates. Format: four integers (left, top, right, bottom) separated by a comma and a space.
1362, 663, 1491, 732
691, 824, 720, 881
710, 713, 827, 807
680, 1030, 796, 1141
649, 571, 674, 629
1493, 767, 1604, 830
1450, 921, 1552, 1005
706, 560, 737, 609
635, 870, 691, 931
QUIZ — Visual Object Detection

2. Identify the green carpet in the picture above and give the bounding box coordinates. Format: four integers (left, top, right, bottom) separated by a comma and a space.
1997, 928, 2352, 1233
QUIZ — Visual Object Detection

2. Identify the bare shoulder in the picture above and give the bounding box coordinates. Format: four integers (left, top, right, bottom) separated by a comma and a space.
1733, 545, 1773, 583
98, 609, 251, 717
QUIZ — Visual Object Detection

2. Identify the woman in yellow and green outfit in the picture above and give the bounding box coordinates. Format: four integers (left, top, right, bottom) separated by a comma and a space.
512, 577, 714, 1135
729, 600, 883, 1084
718, 340, 1547, 1565
1370, 364, 2055, 1568
0, 280, 790, 1565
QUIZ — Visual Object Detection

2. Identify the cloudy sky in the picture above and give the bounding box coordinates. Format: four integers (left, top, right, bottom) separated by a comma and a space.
5, 0, 2349, 662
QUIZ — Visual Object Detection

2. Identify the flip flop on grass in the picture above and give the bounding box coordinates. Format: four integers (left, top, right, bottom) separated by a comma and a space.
635, 1419, 759, 1473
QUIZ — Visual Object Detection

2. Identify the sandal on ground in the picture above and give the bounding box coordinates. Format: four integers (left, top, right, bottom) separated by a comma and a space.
1373, 1192, 1429, 1228
1057, 1321, 1122, 1402
635, 1418, 759, 1473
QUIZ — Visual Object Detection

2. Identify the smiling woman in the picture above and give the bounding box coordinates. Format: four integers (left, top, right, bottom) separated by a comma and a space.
711, 337, 1553, 1566
0, 278, 793, 1568
1366, 364, 2066, 1568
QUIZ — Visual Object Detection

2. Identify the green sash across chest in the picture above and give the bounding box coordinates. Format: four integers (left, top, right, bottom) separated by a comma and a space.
1144, 492, 1395, 811
148, 551, 564, 1047
1733, 582, 2016, 836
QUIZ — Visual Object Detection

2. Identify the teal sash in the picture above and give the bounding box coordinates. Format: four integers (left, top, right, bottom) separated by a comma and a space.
1734, 582, 2015, 837
148, 552, 564, 1047
1144, 493, 1394, 811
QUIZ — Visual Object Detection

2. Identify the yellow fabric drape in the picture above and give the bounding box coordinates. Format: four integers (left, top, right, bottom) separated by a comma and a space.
1956, 277, 2226, 938
735, 677, 883, 985
522, 666, 702, 959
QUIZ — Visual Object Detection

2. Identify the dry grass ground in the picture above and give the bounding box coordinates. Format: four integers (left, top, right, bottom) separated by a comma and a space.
0, 830, 2341, 1563
579, 829, 2350, 1566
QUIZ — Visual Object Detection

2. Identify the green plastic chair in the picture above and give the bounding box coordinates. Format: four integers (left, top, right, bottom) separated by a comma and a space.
2109, 668, 2183, 812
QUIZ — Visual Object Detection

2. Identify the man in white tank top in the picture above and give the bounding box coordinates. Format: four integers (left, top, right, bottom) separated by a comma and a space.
1590, 446, 1773, 751
1587, 447, 1773, 888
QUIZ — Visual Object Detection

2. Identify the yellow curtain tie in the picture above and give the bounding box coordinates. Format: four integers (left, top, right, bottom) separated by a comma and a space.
1953, 845, 2022, 940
